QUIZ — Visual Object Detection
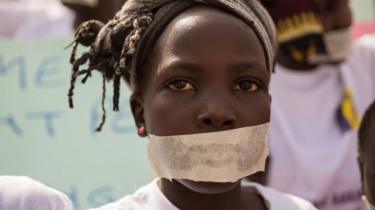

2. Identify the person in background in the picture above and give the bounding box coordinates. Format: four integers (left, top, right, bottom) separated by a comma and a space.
257, 0, 375, 210
359, 101, 375, 210
61, 0, 127, 28
0, 0, 74, 39
0, 0, 126, 40
0, 176, 73, 210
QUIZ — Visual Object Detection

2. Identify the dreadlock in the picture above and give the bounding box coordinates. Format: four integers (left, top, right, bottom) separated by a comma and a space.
96, 75, 107, 132
67, 0, 276, 131
67, 8, 153, 130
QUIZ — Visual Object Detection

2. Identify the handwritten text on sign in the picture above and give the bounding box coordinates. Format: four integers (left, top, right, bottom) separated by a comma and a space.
0, 38, 153, 210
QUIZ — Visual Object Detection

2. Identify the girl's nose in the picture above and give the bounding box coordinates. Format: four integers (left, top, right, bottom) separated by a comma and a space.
197, 101, 237, 130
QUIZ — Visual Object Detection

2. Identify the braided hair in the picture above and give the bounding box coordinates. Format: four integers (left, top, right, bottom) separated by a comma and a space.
67, 0, 276, 131
67, 7, 154, 131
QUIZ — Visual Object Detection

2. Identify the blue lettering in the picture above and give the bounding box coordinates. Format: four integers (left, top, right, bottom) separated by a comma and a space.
88, 186, 114, 207
0, 55, 27, 90
112, 111, 134, 134
0, 115, 23, 137
90, 97, 134, 134
35, 56, 64, 88
90, 103, 101, 133
27, 111, 62, 137
65, 186, 80, 210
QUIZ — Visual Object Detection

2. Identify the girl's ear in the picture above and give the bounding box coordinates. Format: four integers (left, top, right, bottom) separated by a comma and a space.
130, 93, 147, 137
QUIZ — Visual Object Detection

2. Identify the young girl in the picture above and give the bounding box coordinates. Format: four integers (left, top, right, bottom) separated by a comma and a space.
68, 0, 318, 209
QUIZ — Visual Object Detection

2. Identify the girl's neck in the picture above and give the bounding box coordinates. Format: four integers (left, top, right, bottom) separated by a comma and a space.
159, 178, 267, 210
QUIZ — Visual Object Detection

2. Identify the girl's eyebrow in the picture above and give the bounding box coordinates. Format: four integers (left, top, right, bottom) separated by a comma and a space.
228, 61, 270, 77
158, 60, 205, 75
157, 60, 269, 78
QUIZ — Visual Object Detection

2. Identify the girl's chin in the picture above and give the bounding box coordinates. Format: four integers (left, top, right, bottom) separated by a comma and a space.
175, 179, 241, 194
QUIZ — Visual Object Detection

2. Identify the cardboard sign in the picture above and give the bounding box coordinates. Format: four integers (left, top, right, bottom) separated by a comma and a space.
0, 38, 153, 210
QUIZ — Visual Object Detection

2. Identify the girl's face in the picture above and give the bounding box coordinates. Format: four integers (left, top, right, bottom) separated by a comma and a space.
131, 6, 271, 194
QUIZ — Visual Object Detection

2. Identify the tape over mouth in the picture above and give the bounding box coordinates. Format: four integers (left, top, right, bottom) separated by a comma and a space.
147, 123, 270, 183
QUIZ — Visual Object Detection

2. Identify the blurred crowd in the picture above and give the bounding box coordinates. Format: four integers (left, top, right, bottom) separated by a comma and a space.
0, 0, 126, 40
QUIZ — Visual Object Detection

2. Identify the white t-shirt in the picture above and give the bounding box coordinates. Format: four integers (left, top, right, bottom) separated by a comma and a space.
268, 35, 375, 210
0, 176, 73, 210
0, 0, 74, 40
89, 179, 317, 210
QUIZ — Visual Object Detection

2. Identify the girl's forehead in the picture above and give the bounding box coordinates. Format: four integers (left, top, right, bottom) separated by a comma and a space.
169, 6, 248, 29
159, 6, 263, 47
145, 6, 269, 79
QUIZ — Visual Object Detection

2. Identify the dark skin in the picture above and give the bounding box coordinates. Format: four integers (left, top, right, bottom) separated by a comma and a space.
131, 6, 271, 210
363, 138, 375, 205
360, 109, 375, 204
276, 0, 352, 71
62, 0, 126, 28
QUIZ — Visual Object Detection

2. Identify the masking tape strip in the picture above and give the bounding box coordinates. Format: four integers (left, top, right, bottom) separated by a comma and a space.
148, 123, 270, 183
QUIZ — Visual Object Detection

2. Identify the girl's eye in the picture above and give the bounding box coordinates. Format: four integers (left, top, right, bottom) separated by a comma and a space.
233, 80, 260, 92
167, 80, 195, 91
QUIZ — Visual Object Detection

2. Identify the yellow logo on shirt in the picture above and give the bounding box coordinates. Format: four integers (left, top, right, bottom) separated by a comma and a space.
341, 89, 361, 129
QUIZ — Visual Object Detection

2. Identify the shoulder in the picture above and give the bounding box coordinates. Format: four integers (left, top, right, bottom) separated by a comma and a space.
0, 176, 73, 210
355, 34, 375, 50
89, 181, 156, 210
347, 34, 375, 66
248, 183, 317, 210
339, 34, 375, 112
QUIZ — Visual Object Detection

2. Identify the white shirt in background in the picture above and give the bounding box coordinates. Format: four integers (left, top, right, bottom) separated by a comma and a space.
0, 176, 73, 210
268, 35, 375, 210
89, 179, 317, 210
0, 0, 74, 40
